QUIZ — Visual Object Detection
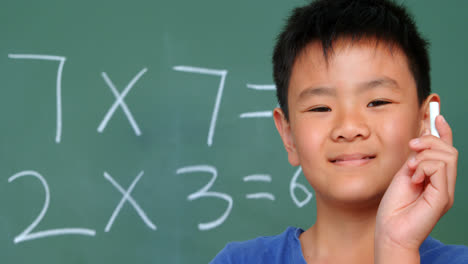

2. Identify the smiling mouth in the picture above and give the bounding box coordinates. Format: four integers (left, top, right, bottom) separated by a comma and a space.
331, 156, 375, 163
329, 154, 376, 166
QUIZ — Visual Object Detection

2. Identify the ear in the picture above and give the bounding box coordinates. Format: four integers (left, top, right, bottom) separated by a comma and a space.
273, 108, 300, 166
419, 93, 441, 136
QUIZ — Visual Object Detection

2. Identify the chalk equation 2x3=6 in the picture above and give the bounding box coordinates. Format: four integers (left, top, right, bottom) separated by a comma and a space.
6, 167, 312, 243
7, 53, 276, 146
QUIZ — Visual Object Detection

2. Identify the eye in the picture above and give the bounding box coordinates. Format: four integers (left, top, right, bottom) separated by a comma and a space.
308, 106, 331, 112
367, 100, 391, 107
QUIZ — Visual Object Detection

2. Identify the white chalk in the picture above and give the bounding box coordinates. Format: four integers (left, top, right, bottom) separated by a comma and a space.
429, 102, 440, 138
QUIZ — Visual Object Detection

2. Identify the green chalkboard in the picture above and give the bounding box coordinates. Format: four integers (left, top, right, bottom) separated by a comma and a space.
0, 0, 467, 263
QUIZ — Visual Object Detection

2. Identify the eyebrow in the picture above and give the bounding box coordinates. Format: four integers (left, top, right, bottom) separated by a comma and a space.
297, 77, 400, 100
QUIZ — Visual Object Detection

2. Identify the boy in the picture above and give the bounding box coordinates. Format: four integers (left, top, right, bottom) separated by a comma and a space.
211, 0, 468, 263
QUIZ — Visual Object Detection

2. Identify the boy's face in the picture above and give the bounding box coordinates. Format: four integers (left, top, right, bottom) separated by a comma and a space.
274, 39, 433, 206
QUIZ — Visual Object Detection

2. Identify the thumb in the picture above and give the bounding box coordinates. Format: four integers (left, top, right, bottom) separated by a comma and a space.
435, 115, 453, 145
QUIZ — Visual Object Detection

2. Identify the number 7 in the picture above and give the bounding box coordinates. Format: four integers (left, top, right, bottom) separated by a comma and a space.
173, 66, 228, 147
8, 54, 66, 143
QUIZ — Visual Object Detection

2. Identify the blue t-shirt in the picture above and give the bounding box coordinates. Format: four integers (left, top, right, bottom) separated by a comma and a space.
210, 227, 468, 263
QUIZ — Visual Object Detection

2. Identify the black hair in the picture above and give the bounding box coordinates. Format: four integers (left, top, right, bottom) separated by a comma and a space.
273, 0, 430, 121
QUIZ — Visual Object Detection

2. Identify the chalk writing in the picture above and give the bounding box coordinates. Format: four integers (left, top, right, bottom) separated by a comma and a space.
98, 68, 147, 136
290, 167, 313, 208
173, 66, 228, 147
104, 171, 157, 232
176, 165, 233, 231
243, 174, 275, 201
4, 56, 314, 242
8, 54, 66, 143
8, 170, 96, 243
239, 84, 276, 118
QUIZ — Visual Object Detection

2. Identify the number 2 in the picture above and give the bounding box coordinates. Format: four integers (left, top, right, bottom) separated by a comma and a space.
8, 170, 96, 243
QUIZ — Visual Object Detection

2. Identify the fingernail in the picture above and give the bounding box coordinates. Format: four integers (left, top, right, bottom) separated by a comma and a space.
410, 138, 420, 145
440, 115, 447, 123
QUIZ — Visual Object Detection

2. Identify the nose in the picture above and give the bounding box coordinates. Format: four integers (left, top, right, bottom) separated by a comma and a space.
330, 109, 370, 142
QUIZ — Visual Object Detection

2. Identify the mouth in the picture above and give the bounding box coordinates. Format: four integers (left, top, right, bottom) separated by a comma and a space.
329, 154, 376, 166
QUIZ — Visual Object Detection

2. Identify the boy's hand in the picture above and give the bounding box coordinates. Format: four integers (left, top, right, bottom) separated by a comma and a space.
375, 115, 458, 263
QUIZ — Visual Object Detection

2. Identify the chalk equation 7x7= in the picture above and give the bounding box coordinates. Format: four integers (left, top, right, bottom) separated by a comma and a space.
7, 53, 276, 146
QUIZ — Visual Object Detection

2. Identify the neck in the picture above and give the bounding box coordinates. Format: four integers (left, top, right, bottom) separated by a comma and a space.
300, 194, 381, 264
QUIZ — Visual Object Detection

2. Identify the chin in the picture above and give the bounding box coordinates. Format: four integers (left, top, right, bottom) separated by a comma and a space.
337, 187, 384, 206
315, 177, 389, 208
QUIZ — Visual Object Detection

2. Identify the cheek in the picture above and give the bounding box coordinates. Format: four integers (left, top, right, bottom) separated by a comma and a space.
380, 112, 418, 163
292, 120, 326, 162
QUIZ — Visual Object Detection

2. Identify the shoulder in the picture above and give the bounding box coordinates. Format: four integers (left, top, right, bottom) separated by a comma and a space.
420, 236, 468, 264
209, 226, 306, 264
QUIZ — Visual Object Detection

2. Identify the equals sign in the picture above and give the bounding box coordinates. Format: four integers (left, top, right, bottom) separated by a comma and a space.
242, 174, 275, 201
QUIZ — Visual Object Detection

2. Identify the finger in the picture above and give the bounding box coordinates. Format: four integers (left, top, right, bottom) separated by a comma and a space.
435, 115, 453, 146
411, 160, 448, 202
434, 115, 458, 210
409, 133, 456, 154
407, 149, 453, 170
408, 149, 457, 207
406, 160, 451, 230
411, 160, 451, 216
410, 159, 444, 185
